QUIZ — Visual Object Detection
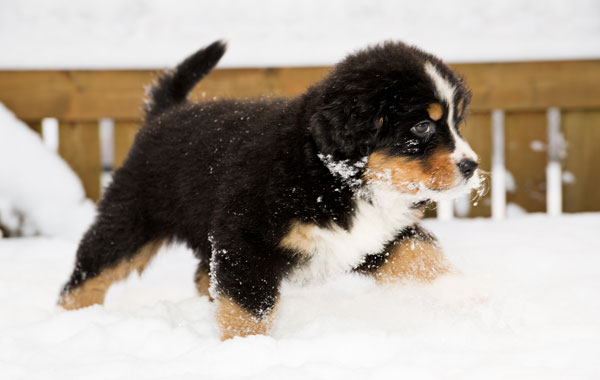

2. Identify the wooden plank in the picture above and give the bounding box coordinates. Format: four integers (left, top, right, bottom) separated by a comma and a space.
460, 112, 492, 217
562, 110, 600, 212
0, 71, 154, 122
113, 121, 141, 168
1, 60, 599, 121
451, 60, 600, 112
504, 111, 548, 212
58, 121, 102, 201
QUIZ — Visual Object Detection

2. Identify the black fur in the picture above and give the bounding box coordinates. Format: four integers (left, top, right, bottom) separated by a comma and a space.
60, 41, 471, 318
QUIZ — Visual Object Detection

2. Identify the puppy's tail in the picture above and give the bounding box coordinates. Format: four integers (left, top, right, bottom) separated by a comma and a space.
145, 40, 227, 121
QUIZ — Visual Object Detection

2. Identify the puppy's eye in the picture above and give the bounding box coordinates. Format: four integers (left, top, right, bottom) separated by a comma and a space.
411, 121, 436, 138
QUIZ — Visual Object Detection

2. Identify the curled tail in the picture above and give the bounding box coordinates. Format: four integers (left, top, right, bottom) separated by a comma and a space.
145, 40, 227, 121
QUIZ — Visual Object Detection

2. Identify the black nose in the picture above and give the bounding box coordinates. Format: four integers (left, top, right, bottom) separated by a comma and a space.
458, 159, 478, 179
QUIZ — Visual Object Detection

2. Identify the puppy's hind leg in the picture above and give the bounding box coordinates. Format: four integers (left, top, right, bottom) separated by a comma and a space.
58, 205, 165, 310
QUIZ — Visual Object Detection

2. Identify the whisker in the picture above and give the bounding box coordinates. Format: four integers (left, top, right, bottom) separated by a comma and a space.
471, 170, 490, 205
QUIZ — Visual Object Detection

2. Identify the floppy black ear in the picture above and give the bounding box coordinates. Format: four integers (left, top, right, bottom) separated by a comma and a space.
308, 92, 378, 160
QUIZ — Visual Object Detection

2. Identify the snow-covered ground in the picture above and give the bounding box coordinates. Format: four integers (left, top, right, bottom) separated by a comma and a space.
1, 0, 599, 69
1, 214, 599, 379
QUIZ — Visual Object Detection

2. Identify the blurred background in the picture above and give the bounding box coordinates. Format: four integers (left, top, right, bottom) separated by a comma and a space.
1, 0, 599, 237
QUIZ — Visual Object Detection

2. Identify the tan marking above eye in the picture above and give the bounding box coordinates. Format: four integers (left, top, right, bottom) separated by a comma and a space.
427, 103, 443, 121
364, 150, 456, 192
377, 116, 384, 129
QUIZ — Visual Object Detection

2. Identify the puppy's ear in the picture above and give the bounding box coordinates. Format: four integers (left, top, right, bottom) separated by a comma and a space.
308, 96, 378, 159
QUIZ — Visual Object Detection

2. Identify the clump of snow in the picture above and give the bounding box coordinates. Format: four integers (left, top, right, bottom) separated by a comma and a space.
0, 103, 95, 240
530, 140, 546, 152
1, 213, 599, 378
562, 170, 576, 184
317, 154, 366, 188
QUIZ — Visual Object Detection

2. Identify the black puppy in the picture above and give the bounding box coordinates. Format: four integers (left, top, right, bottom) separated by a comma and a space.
59, 40, 481, 339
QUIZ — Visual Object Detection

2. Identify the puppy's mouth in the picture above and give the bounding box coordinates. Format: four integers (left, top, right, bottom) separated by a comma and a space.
363, 151, 483, 201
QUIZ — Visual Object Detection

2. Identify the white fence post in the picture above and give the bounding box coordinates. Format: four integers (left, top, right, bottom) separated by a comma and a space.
436, 199, 454, 221
546, 107, 562, 216
41, 118, 59, 152
491, 110, 506, 220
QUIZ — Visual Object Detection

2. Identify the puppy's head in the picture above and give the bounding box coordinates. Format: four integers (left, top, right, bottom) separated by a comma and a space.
307, 41, 480, 200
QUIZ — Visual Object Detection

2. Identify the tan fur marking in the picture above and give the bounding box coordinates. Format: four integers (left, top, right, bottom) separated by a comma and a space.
375, 238, 450, 283
365, 151, 456, 192
59, 240, 164, 310
195, 267, 213, 301
279, 221, 317, 255
427, 103, 443, 121
216, 297, 275, 340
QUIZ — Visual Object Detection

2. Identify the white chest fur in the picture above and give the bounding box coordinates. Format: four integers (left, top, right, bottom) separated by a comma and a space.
285, 187, 419, 283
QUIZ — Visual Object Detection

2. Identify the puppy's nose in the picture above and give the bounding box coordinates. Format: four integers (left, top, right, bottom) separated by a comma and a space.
458, 159, 478, 179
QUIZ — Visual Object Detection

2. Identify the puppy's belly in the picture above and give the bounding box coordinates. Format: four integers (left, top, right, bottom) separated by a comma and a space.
285, 197, 418, 283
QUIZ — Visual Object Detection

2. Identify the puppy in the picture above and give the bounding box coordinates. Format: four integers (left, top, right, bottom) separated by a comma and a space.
58, 40, 480, 340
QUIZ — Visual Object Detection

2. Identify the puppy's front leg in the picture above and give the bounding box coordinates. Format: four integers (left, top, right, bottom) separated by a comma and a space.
209, 237, 292, 340
356, 224, 451, 283
215, 295, 278, 340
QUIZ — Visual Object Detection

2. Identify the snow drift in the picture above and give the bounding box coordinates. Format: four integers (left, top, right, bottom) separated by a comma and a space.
0, 103, 95, 239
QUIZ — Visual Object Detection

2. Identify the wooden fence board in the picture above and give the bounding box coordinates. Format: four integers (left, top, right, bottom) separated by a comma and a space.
452, 60, 600, 112
114, 121, 141, 168
0, 71, 154, 122
505, 111, 548, 212
562, 110, 600, 212
1, 60, 600, 122
58, 121, 101, 201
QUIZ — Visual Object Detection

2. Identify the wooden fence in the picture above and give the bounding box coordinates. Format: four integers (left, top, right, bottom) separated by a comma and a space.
1, 60, 600, 218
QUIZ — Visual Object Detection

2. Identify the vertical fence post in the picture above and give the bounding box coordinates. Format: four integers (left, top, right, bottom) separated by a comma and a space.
41, 118, 59, 152
58, 120, 102, 202
436, 200, 454, 221
99, 118, 115, 193
491, 110, 506, 220
546, 107, 562, 216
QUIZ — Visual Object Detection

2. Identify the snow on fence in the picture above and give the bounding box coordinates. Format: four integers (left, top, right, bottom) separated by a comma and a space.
1, 60, 600, 218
